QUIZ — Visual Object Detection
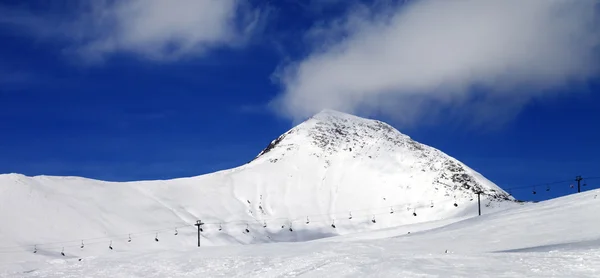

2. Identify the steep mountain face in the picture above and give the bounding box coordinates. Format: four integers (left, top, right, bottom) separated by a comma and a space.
253, 109, 510, 201
0, 110, 516, 265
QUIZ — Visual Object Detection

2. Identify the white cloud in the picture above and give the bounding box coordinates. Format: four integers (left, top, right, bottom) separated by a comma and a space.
272, 0, 600, 126
2, 0, 259, 62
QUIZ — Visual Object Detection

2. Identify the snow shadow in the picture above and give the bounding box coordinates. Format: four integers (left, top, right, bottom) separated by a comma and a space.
264, 229, 339, 243
495, 238, 600, 253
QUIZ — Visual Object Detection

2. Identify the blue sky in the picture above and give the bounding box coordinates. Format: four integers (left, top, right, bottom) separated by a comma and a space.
0, 0, 599, 202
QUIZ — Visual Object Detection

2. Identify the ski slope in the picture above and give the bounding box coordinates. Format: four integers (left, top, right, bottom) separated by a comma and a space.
0, 110, 517, 263
0, 110, 528, 275
3, 189, 599, 277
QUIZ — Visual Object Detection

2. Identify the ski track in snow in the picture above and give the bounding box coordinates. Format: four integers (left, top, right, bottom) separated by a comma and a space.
132, 183, 195, 225
6, 248, 600, 277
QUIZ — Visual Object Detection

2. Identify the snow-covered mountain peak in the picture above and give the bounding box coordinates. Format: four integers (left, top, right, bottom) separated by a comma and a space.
310, 109, 374, 123
253, 109, 510, 201
254, 109, 410, 161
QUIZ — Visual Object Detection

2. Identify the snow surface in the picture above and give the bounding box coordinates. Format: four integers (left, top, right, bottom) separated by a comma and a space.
5, 109, 585, 276
3, 189, 599, 277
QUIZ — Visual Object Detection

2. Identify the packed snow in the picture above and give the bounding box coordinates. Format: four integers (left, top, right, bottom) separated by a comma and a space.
1, 109, 597, 276
2, 189, 599, 277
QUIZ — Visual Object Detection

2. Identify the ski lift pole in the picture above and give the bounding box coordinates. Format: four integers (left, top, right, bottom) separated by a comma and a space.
477, 192, 481, 216
195, 220, 204, 247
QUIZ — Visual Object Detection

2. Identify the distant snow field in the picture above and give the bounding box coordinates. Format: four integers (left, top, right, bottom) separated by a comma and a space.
1, 110, 598, 277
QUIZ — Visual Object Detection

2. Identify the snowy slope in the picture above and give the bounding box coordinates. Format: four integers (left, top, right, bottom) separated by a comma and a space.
5, 188, 600, 277
0, 110, 517, 268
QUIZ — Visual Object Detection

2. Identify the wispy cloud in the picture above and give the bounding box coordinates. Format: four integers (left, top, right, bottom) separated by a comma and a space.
1, 0, 262, 63
272, 0, 600, 126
